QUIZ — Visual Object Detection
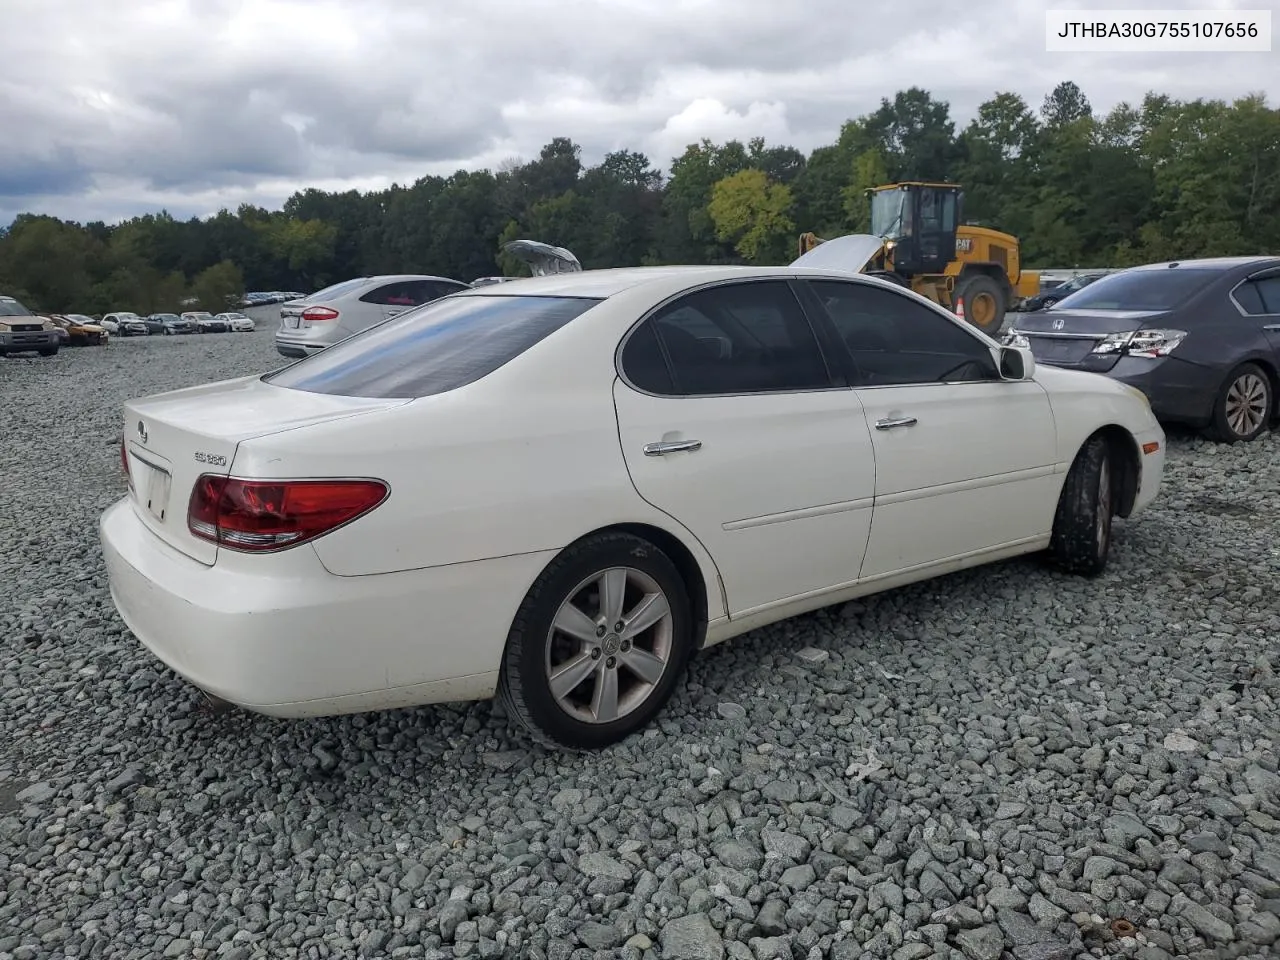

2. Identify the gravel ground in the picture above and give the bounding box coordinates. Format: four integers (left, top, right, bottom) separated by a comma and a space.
1, 332, 1279, 960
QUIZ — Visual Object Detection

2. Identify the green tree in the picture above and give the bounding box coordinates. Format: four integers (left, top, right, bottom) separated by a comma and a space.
191, 260, 244, 312
707, 169, 795, 263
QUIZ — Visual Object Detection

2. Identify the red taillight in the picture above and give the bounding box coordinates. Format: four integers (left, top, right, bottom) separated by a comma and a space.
187, 476, 388, 552
301, 306, 340, 322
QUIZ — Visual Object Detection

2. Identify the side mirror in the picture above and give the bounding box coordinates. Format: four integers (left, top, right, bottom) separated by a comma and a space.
998, 345, 1035, 380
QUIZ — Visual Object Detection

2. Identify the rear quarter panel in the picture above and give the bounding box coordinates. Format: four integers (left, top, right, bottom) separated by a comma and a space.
229, 289, 730, 620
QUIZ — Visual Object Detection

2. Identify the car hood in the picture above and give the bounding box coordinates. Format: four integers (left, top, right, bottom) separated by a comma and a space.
502, 239, 583, 276
789, 234, 886, 274
1013, 307, 1170, 336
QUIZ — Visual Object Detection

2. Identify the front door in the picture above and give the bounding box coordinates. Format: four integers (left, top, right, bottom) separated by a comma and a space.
612, 278, 876, 617
803, 277, 1058, 580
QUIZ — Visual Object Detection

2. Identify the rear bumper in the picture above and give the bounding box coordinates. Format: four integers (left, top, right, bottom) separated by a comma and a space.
1035, 354, 1219, 428
275, 337, 326, 359
1105, 357, 1219, 428
99, 497, 549, 717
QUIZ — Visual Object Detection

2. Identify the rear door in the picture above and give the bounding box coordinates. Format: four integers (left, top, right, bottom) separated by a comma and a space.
804, 278, 1058, 579
612, 278, 876, 617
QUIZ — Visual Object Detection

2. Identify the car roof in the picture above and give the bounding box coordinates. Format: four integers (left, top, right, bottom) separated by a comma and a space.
1126, 256, 1280, 273
450, 265, 877, 300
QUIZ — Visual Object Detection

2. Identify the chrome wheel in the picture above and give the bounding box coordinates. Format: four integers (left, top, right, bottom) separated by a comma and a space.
1225, 373, 1269, 438
544, 566, 674, 725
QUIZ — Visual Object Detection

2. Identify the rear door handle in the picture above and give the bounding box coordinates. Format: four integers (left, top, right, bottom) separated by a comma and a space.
875, 416, 918, 430
643, 439, 702, 456
1263, 324, 1280, 331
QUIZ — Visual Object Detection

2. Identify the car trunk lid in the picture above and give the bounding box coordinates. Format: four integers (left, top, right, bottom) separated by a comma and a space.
1010, 308, 1169, 370
122, 375, 409, 564
502, 239, 583, 276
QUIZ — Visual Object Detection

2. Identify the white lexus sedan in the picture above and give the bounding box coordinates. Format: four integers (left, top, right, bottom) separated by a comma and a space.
101, 244, 1166, 750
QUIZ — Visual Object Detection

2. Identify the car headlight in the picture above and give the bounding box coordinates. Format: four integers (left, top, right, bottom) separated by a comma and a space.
1091, 329, 1187, 358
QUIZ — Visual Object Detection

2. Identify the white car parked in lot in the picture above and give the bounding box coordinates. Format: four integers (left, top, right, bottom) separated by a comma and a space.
100, 239, 1166, 749
216, 312, 255, 332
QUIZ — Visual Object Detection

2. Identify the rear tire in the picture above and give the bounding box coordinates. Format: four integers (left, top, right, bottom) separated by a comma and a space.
956, 274, 1007, 335
1207, 362, 1272, 443
498, 531, 694, 750
1049, 435, 1113, 577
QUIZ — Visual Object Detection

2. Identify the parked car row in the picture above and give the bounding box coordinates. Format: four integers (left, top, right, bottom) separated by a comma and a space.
241, 291, 305, 307
100, 311, 258, 336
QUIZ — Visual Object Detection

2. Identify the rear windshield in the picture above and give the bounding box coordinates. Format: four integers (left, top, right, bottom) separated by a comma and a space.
264, 294, 602, 399
305, 278, 371, 303
0, 297, 33, 317
1054, 269, 1217, 311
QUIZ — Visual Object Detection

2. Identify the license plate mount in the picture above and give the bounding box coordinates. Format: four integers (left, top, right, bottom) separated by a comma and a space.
285, 316, 300, 328
143, 463, 173, 521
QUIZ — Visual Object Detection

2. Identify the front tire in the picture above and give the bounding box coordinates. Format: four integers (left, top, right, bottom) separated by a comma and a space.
38, 347, 58, 357
1049, 435, 1113, 577
1208, 362, 1272, 443
956, 274, 1007, 335
498, 531, 694, 750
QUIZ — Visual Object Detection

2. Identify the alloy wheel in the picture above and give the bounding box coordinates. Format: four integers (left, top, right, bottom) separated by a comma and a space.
544, 566, 674, 725
1225, 373, 1268, 438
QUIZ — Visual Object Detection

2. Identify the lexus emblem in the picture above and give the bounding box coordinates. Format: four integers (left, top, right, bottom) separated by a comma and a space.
1052, 317, 1065, 330
136, 420, 148, 444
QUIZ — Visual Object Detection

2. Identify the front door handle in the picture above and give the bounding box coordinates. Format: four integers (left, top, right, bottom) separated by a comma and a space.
643, 439, 703, 456
874, 416, 918, 430
1263, 324, 1280, 331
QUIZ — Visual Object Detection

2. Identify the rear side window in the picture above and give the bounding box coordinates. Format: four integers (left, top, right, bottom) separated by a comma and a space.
1055, 269, 1216, 311
360, 279, 462, 307
1233, 275, 1280, 315
265, 295, 601, 399
306, 278, 371, 302
0, 297, 33, 317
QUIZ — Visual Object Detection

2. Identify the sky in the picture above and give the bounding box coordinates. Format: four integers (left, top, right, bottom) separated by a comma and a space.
1, 0, 1273, 227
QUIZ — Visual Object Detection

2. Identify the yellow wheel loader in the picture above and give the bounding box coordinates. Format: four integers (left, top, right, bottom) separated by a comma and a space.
795, 182, 1040, 335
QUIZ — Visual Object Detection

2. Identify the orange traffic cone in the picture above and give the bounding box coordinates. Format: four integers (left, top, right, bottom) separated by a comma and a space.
954, 296, 965, 319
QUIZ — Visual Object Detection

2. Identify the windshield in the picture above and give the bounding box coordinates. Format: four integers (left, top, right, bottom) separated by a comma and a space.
1055, 269, 1217, 311
869, 188, 907, 240
265, 294, 601, 399
0, 297, 34, 317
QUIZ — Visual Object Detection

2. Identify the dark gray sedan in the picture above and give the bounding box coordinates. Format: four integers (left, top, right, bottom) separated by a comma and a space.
1005, 256, 1280, 443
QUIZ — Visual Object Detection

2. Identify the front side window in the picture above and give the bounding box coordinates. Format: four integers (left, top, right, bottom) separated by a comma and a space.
620, 280, 832, 396
265, 294, 601, 399
809, 279, 997, 386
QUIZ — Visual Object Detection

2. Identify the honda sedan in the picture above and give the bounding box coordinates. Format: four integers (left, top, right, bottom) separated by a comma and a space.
101, 243, 1165, 749
1006, 256, 1280, 442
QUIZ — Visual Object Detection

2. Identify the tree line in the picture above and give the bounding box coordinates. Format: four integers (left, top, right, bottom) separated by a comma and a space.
1, 81, 1276, 316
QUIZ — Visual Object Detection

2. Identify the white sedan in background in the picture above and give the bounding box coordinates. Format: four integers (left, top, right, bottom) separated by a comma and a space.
100, 239, 1166, 750
216, 312, 256, 332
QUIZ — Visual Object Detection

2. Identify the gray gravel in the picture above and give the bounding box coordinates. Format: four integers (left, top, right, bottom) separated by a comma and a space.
2, 332, 1279, 960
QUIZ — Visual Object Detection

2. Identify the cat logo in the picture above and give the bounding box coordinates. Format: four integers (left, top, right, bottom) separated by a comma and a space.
956, 237, 973, 253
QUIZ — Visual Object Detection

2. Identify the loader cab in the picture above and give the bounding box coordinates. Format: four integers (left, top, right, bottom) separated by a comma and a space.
868, 183, 961, 277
